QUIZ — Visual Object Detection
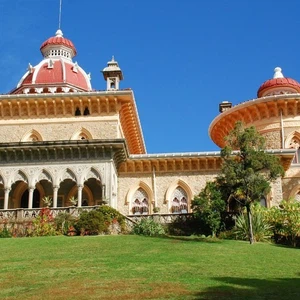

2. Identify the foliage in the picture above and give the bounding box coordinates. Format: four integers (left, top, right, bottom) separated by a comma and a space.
132, 218, 165, 236
0, 226, 12, 238
266, 200, 300, 247
192, 181, 226, 237
69, 196, 78, 206
54, 212, 76, 235
75, 210, 106, 235
96, 205, 126, 231
42, 196, 52, 207
217, 121, 284, 243
30, 207, 57, 237
234, 204, 272, 242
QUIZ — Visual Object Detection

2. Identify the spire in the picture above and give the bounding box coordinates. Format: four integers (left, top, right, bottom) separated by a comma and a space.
273, 67, 284, 79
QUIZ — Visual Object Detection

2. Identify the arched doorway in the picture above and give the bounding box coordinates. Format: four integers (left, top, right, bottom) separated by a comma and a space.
21, 189, 40, 208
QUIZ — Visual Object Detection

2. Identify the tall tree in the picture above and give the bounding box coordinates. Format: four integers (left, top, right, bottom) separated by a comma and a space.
217, 121, 284, 244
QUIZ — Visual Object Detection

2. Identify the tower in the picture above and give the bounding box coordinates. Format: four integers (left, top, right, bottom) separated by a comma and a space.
102, 56, 123, 90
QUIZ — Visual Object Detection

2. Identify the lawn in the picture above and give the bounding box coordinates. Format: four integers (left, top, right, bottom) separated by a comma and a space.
0, 235, 299, 300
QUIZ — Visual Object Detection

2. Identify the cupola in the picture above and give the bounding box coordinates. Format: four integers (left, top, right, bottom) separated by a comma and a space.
102, 56, 123, 90
257, 67, 300, 98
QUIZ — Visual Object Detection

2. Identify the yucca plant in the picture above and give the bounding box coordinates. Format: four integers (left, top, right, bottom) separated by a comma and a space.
234, 204, 272, 242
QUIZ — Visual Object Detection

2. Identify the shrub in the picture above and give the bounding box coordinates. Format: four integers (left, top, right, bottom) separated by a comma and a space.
75, 210, 106, 235
30, 207, 57, 237
54, 212, 76, 235
132, 218, 165, 236
266, 200, 300, 247
0, 226, 12, 238
234, 204, 272, 242
97, 205, 126, 232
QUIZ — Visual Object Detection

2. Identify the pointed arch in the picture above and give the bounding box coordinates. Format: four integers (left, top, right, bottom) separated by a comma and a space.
83, 167, 102, 183
13, 170, 29, 184
126, 181, 154, 214
21, 129, 43, 142
60, 168, 77, 183
288, 184, 300, 201
165, 179, 193, 213
37, 169, 53, 183
285, 131, 300, 163
70, 127, 93, 140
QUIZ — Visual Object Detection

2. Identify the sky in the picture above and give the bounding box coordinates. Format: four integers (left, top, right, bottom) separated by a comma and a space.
1, 0, 300, 154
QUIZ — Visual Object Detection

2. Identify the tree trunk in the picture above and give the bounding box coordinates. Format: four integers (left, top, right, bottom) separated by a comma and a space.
246, 204, 254, 244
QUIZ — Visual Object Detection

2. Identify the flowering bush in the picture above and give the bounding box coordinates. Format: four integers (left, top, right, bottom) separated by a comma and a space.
30, 207, 57, 237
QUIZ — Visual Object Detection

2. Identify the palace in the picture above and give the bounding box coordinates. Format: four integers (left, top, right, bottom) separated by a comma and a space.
0, 29, 299, 216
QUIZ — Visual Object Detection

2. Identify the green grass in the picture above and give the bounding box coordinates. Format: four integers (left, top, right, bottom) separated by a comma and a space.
0, 235, 299, 299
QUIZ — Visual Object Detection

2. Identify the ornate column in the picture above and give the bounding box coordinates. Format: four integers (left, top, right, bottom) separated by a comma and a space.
52, 186, 59, 208
77, 185, 83, 207
4, 187, 11, 210
28, 187, 34, 209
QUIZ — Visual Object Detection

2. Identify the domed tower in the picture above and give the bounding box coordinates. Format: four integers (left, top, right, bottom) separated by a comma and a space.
209, 67, 300, 152
10, 29, 92, 94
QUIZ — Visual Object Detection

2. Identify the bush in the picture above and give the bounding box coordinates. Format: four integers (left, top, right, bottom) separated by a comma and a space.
75, 210, 106, 235
30, 208, 57, 237
234, 204, 272, 242
266, 200, 300, 247
0, 226, 12, 238
132, 218, 165, 236
54, 212, 76, 235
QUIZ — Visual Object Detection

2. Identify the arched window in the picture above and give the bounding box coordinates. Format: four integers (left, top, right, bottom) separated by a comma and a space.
289, 138, 300, 164
171, 187, 188, 214
132, 188, 149, 215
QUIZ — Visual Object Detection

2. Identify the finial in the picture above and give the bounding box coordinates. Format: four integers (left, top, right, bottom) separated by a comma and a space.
273, 67, 284, 79
55, 29, 63, 37
112, 55, 115, 61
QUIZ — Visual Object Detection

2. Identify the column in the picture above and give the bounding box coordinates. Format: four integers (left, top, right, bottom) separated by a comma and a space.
28, 187, 34, 209
4, 187, 11, 210
77, 185, 83, 207
52, 186, 59, 208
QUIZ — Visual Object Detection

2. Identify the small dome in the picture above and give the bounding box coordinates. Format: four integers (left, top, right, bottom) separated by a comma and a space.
40, 29, 77, 58
257, 67, 300, 98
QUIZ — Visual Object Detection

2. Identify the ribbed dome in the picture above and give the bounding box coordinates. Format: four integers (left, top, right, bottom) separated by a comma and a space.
257, 67, 300, 98
10, 30, 91, 94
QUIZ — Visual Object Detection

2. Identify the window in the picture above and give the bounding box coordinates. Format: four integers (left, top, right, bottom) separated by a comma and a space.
132, 188, 149, 215
171, 187, 188, 213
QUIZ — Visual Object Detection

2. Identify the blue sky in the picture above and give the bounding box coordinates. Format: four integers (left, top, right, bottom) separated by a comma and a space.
1, 0, 300, 153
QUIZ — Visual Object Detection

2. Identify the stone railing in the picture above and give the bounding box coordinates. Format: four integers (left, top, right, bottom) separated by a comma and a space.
0, 206, 100, 223
127, 213, 194, 224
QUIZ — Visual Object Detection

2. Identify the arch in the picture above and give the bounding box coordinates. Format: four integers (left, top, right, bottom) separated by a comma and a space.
70, 127, 93, 140
13, 170, 29, 185
21, 129, 43, 142
288, 184, 300, 201
12, 182, 45, 208
165, 179, 193, 204
37, 169, 53, 183
60, 168, 77, 183
83, 167, 102, 183
126, 181, 154, 214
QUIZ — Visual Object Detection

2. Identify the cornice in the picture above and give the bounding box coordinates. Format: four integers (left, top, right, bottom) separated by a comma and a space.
209, 94, 300, 148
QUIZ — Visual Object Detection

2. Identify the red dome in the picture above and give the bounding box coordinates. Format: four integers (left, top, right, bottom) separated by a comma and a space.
257, 68, 300, 98
40, 35, 77, 56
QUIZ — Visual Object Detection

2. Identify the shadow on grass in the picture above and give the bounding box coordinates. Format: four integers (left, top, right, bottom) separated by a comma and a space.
161, 235, 223, 243
192, 277, 300, 300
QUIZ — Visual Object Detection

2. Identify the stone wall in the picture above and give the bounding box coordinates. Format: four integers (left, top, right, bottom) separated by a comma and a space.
117, 171, 217, 215
0, 117, 120, 142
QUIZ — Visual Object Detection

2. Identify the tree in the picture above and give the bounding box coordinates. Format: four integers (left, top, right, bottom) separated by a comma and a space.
217, 121, 284, 244
192, 181, 226, 237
